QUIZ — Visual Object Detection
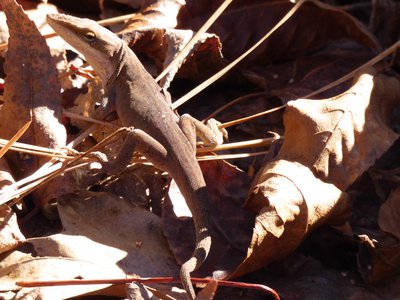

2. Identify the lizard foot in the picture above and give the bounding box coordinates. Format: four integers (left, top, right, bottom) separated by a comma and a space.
205, 118, 228, 145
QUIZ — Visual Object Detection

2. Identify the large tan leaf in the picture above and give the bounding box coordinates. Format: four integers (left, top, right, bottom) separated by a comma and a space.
278, 70, 399, 190
231, 69, 400, 277
56, 190, 179, 278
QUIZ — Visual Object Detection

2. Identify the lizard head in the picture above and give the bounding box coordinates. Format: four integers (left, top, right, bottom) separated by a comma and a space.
47, 14, 123, 84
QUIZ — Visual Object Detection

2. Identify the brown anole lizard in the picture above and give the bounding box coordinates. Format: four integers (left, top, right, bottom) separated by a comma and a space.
47, 14, 225, 299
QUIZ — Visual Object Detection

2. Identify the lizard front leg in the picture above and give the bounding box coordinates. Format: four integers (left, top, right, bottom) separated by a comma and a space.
95, 128, 169, 175
93, 87, 118, 121
179, 114, 228, 152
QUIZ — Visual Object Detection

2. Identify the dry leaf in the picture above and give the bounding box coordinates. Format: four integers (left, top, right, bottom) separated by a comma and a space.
378, 187, 400, 240
370, 0, 400, 47
0, 0, 66, 152
231, 160, 351, 278
0, 157, 15, 190
0, 204, 25, 254
278, 70, 399, 190
112, 0, 224, 87
56, 190, 179, 278
0, 257, 125, 299
207, 0, 380, 64
268, 48, 374, 103
0, 0, 69, 205
121, 27, 224, 88
14, 190, 183, 298
231, 69, 400, 277
195, 279, 217, 300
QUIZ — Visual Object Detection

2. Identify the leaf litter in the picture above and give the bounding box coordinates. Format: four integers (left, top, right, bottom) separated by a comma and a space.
0, 0, 400, 299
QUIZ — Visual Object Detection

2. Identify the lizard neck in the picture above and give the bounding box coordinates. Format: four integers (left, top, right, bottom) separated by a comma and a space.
104, 42, 126, 87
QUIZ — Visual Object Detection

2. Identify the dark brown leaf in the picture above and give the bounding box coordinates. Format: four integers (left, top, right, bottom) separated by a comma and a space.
209, 0, 380, 65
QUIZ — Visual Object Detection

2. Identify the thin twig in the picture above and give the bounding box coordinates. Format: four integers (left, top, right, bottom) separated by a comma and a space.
197, 137, 276, 153
16, 277, 281, 300
197, 151, 269, 161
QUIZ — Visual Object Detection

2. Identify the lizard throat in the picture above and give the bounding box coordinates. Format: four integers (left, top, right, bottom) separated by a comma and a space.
104, 42, 126, 87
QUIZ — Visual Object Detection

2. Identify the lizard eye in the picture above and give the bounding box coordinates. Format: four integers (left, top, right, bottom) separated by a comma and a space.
84, 31, 96, 42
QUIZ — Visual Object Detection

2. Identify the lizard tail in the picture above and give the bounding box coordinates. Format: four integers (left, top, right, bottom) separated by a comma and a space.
179, 186, 212, 300
180, 225, 211, 300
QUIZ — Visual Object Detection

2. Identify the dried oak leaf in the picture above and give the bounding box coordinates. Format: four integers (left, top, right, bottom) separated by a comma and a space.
0, 0, 69, 204
121, 27, 225, 88
278, 70, 399, 190
231, 69, 400, 277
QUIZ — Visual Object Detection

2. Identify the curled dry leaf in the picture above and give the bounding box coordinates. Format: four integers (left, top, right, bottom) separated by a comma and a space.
0, 204, 25, 254
231, 69, 400, 277
232, 160, 351, 278
122, 27, 224, 88
0, 0, 70, 205
117, 0, 224, 88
